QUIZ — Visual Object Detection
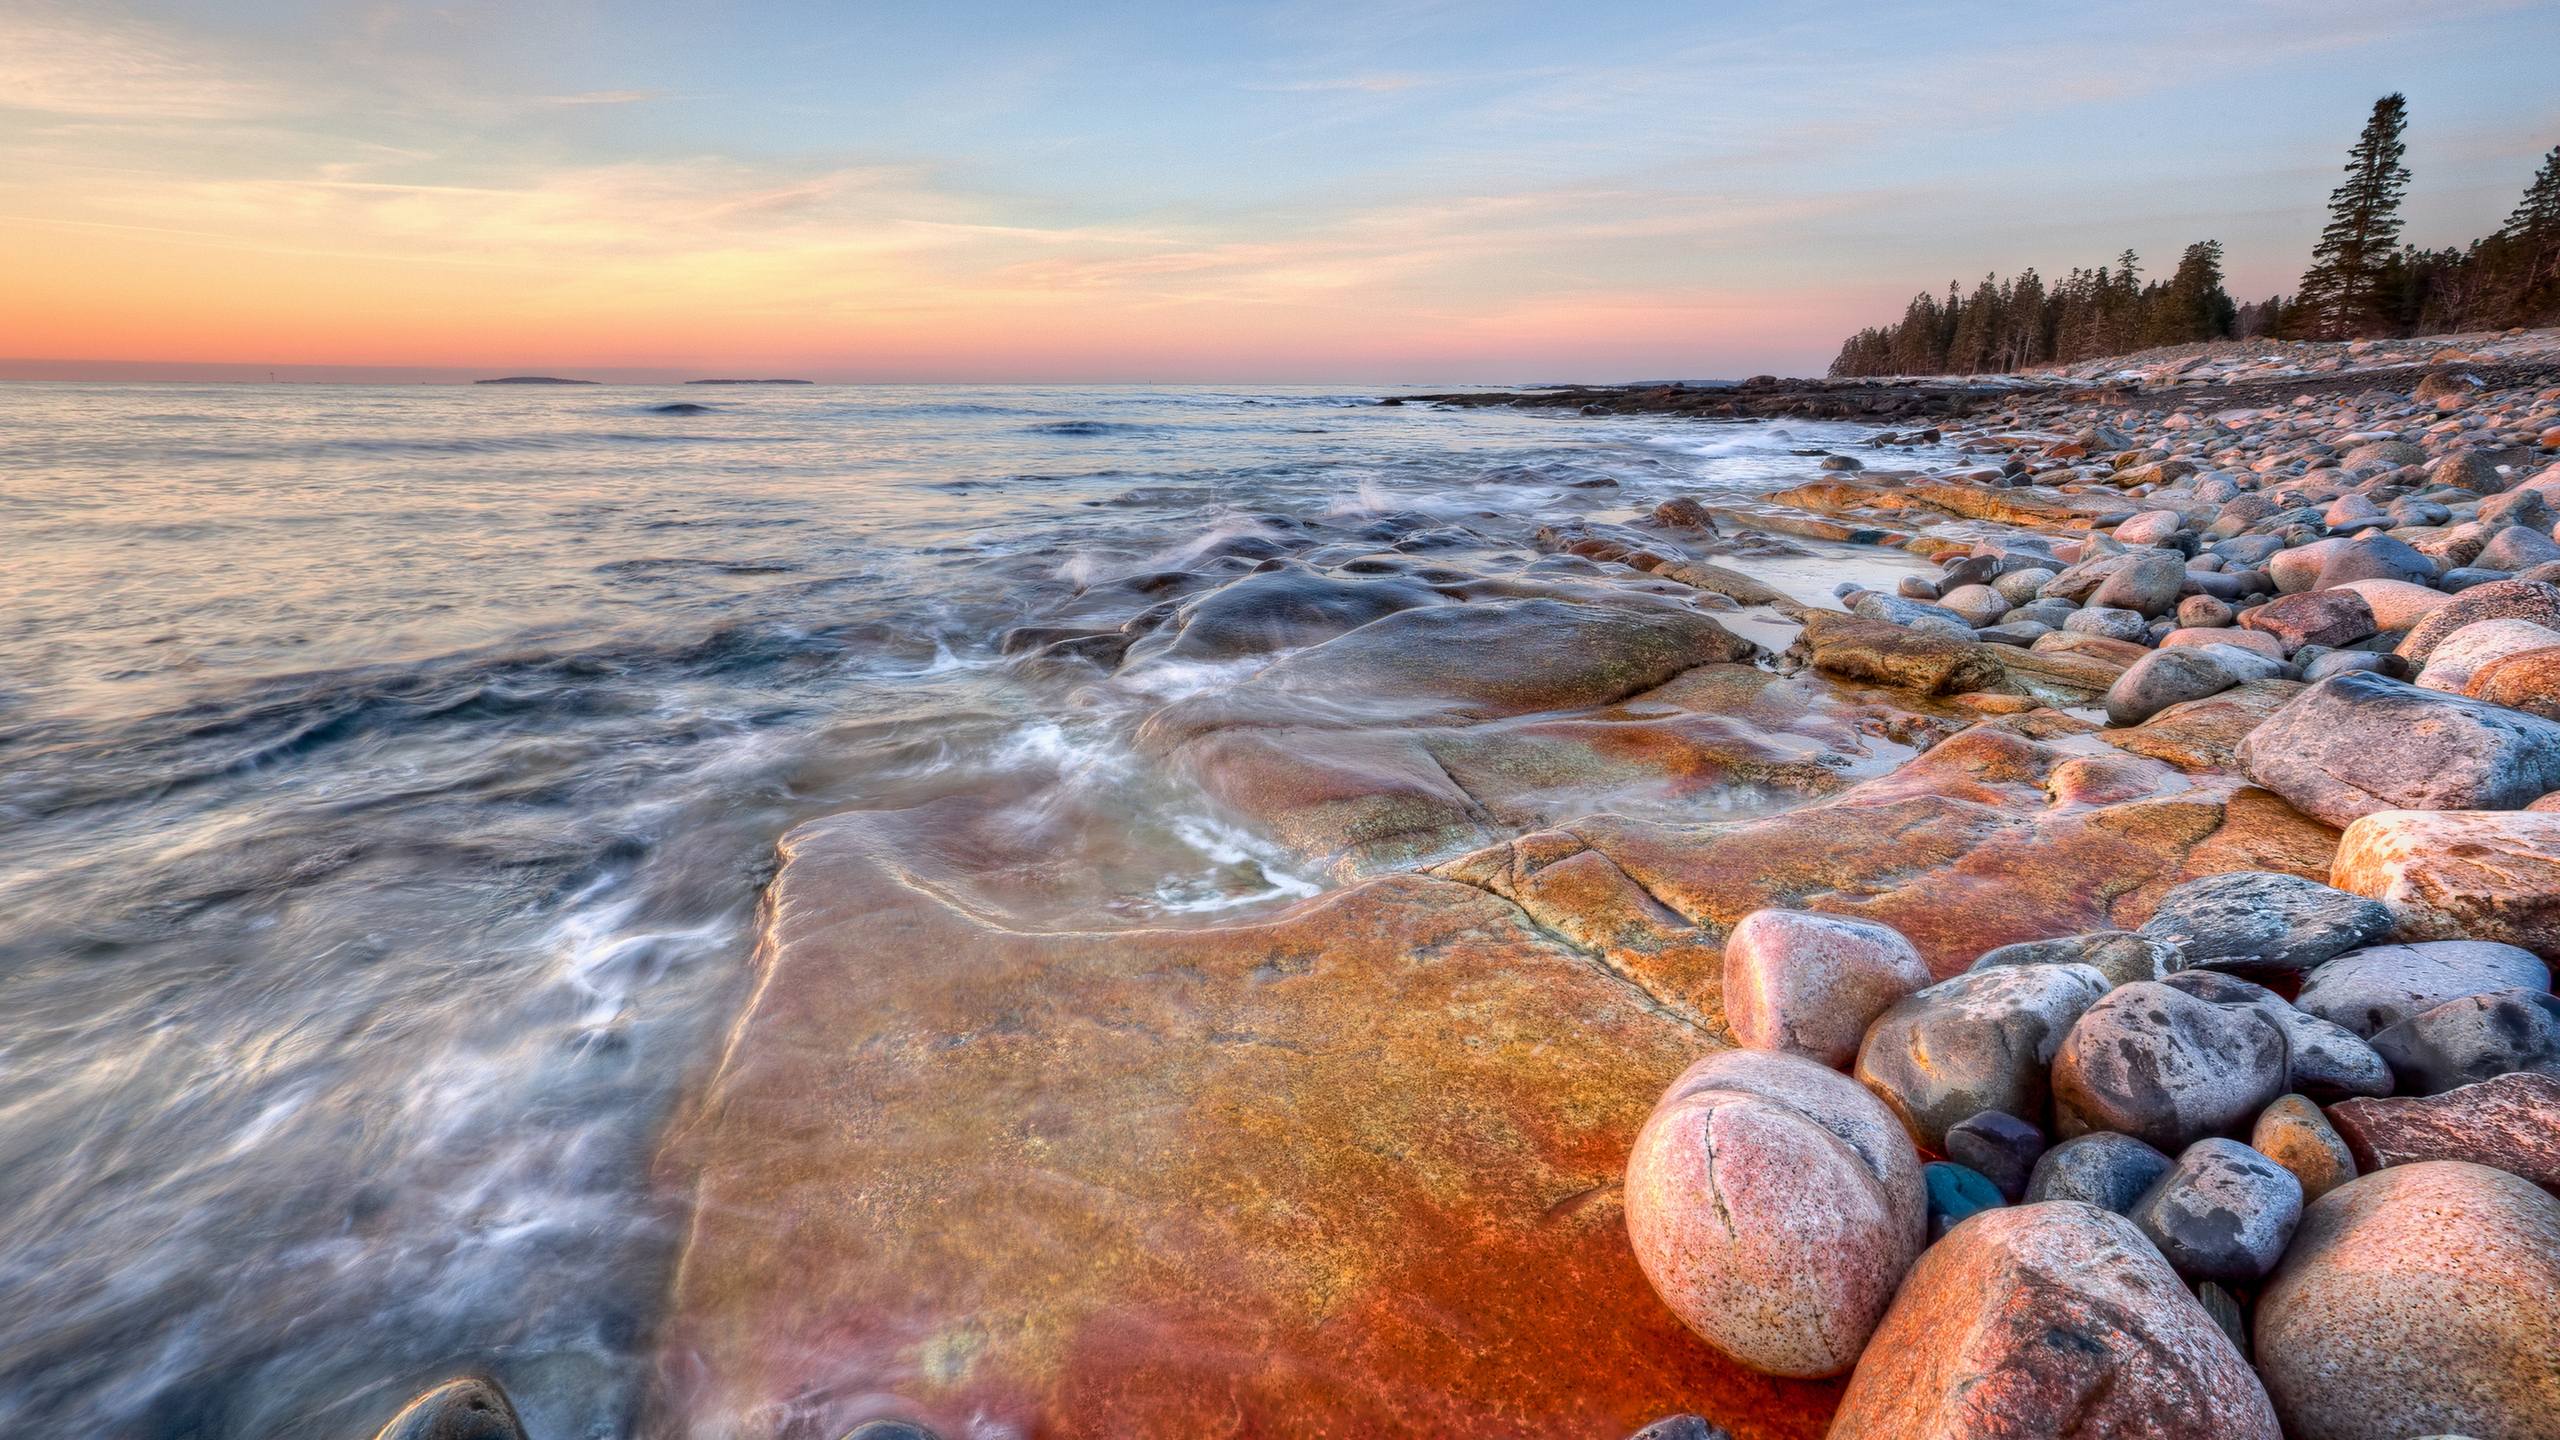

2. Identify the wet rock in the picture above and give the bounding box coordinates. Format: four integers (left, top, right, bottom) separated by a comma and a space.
2251, 1094, 2356, 1202
2334, 808, 2560, 959
2256, 1162, 2560, 1440
2130, 1138, 2303, 1283
2135, 870, 2392, 978
1722, 909, 1929, 1068
2295, 939, 2553, 1037
2415, 616, 2560, 692
2053, 982, 2289, 1152
2395, 577, 2560, 664
1969, 929, 2175, 987
1852, 590, 1976, 640
1945, 1109, 2044, 1201
2241, 588, 2378, 651
2025, 1132, 2175, 1212
1854, 964, 2110, 1151
2104, 647, 2243, 725
1827, 1202, 2278, 1440
2237, 671, 2560, 827
1137, 568, 1448, 662
371, 1378, 526, 1440
2370, 988, 2560, 1094
657, 811, 1836, 1436
1924, 1160, 2006, 1239
843, 1425, 943, 1440
2328, 1072, 2560, 1194
1627, 1049, 1926, 1378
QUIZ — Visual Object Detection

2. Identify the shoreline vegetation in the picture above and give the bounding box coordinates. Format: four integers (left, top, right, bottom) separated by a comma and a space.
1829, 95, 2560, 378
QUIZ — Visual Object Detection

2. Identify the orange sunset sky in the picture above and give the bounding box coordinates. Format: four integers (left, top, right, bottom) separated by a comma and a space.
4, 0, 2557, 382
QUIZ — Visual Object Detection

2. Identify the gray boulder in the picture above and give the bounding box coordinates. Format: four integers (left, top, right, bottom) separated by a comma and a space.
2130, 1138, 2304, 1283
2314, 532, 2438, 589
2064, 605, 2152, 643
2293, 940, 2553, 1037
2161, 970, 2393, 1101
2053, 982, 2290, 1153
1970, 930, 2177, 988
2137, 870, 2393, 978
2105, 647, 2241, 725
2236, 671, 2560, 827
2092, 550, 2188, 618
2025, 1132, 2176, 1213
2396, 578, 2560, 664
2370, 988, 2560, 1095
1854, 963, 2110, 1152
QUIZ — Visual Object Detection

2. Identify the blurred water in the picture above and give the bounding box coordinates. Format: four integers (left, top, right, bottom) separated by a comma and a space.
0, 381, 1898, 1438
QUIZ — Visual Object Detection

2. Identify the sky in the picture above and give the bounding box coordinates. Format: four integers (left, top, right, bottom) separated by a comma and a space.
2, 0, 2556, 383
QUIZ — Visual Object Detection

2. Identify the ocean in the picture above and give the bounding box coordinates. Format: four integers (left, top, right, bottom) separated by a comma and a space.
0, 381, 1923, 1437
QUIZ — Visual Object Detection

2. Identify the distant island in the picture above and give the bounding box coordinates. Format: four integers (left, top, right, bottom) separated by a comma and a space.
686, 378, 813, 385
474, 376, 598, 385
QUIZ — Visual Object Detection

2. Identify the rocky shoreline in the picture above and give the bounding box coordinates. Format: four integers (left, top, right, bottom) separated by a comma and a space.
385, 329, 2560, 1439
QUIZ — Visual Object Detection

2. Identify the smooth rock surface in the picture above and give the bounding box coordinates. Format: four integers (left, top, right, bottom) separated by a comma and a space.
2333, 808, 2560, 960
1627, 1049, 1927, 1378
2416, 616, 2560, 693
2251, 1094, 2356, 1202
1827, 1202, 2279, 1440
2256, 1162, 2560, 1440
1854, 964, 2109, 1151
2053, 982, 2289, 1151
2295, 939, 2554, 1036
2395, 577, 2560, 664
1722, 909, 1929, 1068
2370, 987, 2560, 1094
2024, 1132, 2176, 1213
2135, 870, 2391, 977
2129, 1137, 2304, 1282
2328, 1072, 2560, 1194
2237, 671, 2560, 827
1968, 930, 2175, 987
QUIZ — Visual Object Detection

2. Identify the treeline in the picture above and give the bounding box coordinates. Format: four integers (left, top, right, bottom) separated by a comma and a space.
1829, 95, 2560, 377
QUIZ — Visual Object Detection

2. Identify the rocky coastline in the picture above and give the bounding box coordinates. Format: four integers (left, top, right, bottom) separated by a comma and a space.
387, 328, 2560, 1439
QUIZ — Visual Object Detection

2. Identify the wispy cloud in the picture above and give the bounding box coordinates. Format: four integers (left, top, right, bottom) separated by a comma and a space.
0, 5, 273, 120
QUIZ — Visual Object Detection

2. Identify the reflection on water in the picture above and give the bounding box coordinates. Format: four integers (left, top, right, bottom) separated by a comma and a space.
0, 382, 1921, 1437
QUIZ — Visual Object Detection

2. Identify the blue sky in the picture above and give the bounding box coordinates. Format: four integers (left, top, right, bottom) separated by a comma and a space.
3, 0, 2555, 380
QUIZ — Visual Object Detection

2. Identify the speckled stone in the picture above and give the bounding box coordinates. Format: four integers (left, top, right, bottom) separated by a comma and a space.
2238, 672, 2560, 828
1968, 930, 2175, 988
2250, 1095, 2357, 1204
2052, 982, 2289, 1152
2137, 870, 2392, 978
2256, 1162, 2560, 1440
1854, 964, 2110, 1152
2327, 1072, 2560, 1194
2160, 970, 2394, 1101
1722, 909, 1930, 1069
1625, 1048, 1926, 1377
2369, 988, 2560, 1095
1828, 1202, 2279, 1440
2130, 1138, 2304, 1282
2025, 1132, 2176, 1213
2333, 809, 2560, 962
2295, 940, 2553, 1037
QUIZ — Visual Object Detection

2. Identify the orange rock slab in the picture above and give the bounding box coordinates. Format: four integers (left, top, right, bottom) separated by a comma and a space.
649, 804, 1831, 1440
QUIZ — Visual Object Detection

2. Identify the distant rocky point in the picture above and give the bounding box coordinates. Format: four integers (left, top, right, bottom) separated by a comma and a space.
474, 376, 597, 385
686, 378, 813, 385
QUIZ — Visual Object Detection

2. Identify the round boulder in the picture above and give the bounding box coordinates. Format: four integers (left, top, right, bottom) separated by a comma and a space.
1828, 1202, 2278, 1440
2369, 987, 2560, 1095
2294, 940, 2553, 1037
2026, 1131, 2176, 1213
2135, 870, 2392, 978
1722, 909, 1929, 1069
1624, 1049, 1925, 1377
1854, 964, 2110, 1152
2256, 1161, 2560, 1440
2129, 1137, 2304, 1283
2052, 982, 2289, 1152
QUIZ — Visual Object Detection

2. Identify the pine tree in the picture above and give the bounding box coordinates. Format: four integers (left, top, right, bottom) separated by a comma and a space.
2295, 93, 2412, 338
2499, 143, 2560, 311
